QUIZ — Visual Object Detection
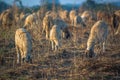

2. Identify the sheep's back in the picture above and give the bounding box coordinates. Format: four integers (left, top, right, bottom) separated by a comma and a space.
90, 20, 108, 42
15, 28, 32, 51
50, 25, 61, 40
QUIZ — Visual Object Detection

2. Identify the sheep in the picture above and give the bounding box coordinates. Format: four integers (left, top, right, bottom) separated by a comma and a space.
112, 10, 120, 35
53, 18, 71, 39
53, 18, 67, 28
45, 10, 59, 19
0, 9, 14, 27
115, 23, 120, 35
73, 15, 86, 27
85, 20, 108, 58
49, 18, 70, 51
50, 23, 70, 51
72, 15, 86, 43
15, 28, 32, 64
42, 15, 53, 39
23, 13, 37, 29
97, 10, 111, 25
69, 10, 77, 26
81, 10, 96, 23
59, 10, 69, 22
19, 12, 30, 22
50, 25, 61, 51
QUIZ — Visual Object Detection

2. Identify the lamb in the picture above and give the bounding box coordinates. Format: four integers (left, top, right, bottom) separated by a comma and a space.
112, 10, 120, 35
73, 15, 86, 27
50, 24, 70, 51
85, 20, 108, 58
69, 10, 77, 26
45, 10, 58, 19
15, 28, 32, 64
20, 12, 30, 22
23, 13, 37, 29
59, 10, 69, 22
115, 23, 120, 35
0, 9, 14, 27
97, 10, 111, 25
50, 25, 61, 51
42, 15, 53, 39
53, 18, 70, 39
49, 18, 70, 51
81, 10, 96, 23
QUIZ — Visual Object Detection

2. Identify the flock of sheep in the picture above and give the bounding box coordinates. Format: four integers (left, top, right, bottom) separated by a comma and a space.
0, 8, 120, 64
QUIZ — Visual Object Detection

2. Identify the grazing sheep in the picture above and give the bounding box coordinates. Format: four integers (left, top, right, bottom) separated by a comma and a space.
0, 9, 14, 27
69, 10, 77, 26
97, 10, 111, 25
53, 18, 70, 39
59, 10, 69, 22
20, 12, 30, 22
73, 15, 86, 27
50, 24, 70, 51
23, 13, 37, 29
53, 18, 67, 28
112, 10, 120, 35
114, 23, 120, 35
45, 11, 58, 19
50, 25, 61, 51
81, 10, 96, 23
85, 20, 108, 58
72, 15, 86, 43
42, 15, 53, 39
15, 28, 32, 64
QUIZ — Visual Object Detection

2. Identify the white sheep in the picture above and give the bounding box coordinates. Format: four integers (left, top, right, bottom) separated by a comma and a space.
73, 15, 86, 27
50, 20, 70, 51
15, 28, 32, 64
112, 10, 120, 35
53, 18, 70, 39
69, 10, 77, 26
59, 10, 68, 22
115, 23, 120, 35
50, 25, 61, 51
23, 13, 37, 29
0, 9, 14, 27
42, 15, 53, 39
85, 20, 108, 58
81, 11, 96, 23
45, 11, 58, 19
20, 12, 30, 22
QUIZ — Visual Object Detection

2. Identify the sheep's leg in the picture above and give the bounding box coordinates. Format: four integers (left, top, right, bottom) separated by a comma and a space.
42, 25, 45, 35
16, 46, 21, 64
54, 40, 59, 51
103, 41, 106, 53
26, 52, 31, 63
51, 41, 55, 50
27, 52, 32, 64
46, 28, 49, 39
20, 49, 25, 64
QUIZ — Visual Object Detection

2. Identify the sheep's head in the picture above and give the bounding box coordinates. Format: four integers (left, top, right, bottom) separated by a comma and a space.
62, 27, 71, 39
85, 49, 95, 58
81, 21, 86, 27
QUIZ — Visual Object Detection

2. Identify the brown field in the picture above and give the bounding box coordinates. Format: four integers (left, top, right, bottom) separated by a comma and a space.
0, 2, 120, 80
0, 22, 120, 80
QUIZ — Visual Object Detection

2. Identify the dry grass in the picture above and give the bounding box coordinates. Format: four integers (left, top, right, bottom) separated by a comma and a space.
0, 6, 120, 80
0, 24, 120, 80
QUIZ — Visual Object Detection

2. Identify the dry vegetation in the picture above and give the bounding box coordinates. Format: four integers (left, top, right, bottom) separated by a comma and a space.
0, 1, 120, 80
